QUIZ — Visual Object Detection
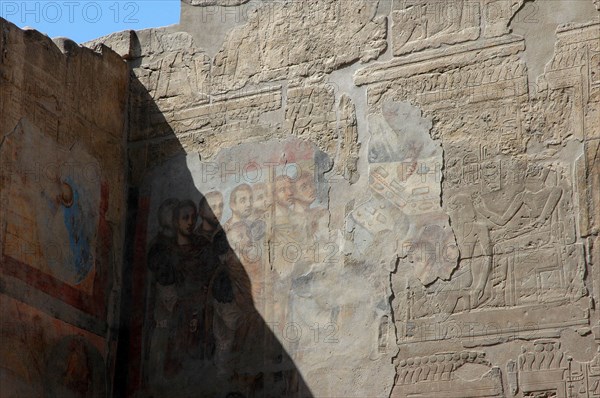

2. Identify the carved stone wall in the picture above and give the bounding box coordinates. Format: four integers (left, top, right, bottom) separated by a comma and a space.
96, 0, 598, 396
1, 0, 599, 397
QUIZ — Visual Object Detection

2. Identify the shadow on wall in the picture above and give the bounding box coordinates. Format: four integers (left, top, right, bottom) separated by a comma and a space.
113, 37, 313, 398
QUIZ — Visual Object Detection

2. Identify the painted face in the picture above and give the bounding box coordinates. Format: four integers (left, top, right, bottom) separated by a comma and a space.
275, 178, 294, 207
253, 185, 272, 212
232, 189, 253, 219
294, 176, 316, 205
201, 193, 224, 226
177, 206, 197, 237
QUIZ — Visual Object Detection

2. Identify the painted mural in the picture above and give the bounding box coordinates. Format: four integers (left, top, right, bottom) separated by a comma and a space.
136, 138, 326, 396
0, 119, 116, 396
0, 293, 107, 398
1, 119, 101, 290
0, 119, 112, 318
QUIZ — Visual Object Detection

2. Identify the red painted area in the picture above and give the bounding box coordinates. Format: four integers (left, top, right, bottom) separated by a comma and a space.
0, 182, 113, 321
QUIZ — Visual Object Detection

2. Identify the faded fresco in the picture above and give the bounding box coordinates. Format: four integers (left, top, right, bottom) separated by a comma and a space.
1, 20, 128, 398
137, 139, 327, 395
0, 293, 108, 398
1, 119, 101, 290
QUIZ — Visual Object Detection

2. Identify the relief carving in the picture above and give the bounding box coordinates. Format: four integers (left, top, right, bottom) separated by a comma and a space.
391, 0, 481, 56
211, 0, 387, 92
512, 340, 600, 398
391, 351, 504, 397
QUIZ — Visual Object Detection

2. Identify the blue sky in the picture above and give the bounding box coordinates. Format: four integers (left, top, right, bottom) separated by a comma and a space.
1, 1, 180, 43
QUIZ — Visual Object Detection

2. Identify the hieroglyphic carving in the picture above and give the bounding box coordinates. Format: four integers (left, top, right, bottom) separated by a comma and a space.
285, 86, 361, 183
128, 29, 211, 143
211, 0, 387, 92
542, 22, 600, 142
128, 82, 284, 182
357, 29, 593, 347
336, 94, 361, 183
399, 154, 589, 342
390, 0, 527, 56
512, 340, 600, 398
285, 85, 337, 154
391, 0, 481, 56
391, 351, 504, 397
482, 0, 525, 38
356, 38, 528, 112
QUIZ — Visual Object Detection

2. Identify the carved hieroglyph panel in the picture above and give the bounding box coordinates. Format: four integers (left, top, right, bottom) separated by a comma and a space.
211, 0, 387, 92
355, 25, 596, 347
392, 351, 504, 397
390, 0, 527, 56
507, 340, 600, 398
391, 0, 481, 56
128, 29, 211, 143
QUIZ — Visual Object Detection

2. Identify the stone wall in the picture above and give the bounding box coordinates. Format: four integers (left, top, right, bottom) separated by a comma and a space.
1, 0, 599, 397
0, 19, 129, 397
111, 1, 598, 396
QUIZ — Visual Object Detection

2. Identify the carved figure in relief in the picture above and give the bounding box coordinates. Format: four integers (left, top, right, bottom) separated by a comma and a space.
474, 165, 562, 240
444, 194, 493, 310
407, 154, 585, 320
392, 0, 480, 56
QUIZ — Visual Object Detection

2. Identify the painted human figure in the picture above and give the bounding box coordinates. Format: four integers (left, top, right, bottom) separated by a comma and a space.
213, 219, 264, 386
197, 191, 224, 242
250, 182, 273, 222
196, 191, 229, 257
272, 175, 295, 241
41, 176, 94, 284
166, 200, 224, 373
146, 198, 179, 380
224, 184, 253, 232
290, 172, 319, 243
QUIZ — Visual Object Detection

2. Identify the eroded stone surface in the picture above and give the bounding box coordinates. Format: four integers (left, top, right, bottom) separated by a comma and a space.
211, 0, 387, 92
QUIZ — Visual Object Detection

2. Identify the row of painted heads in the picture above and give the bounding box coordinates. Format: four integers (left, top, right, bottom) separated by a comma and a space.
156, 174, 318, 230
